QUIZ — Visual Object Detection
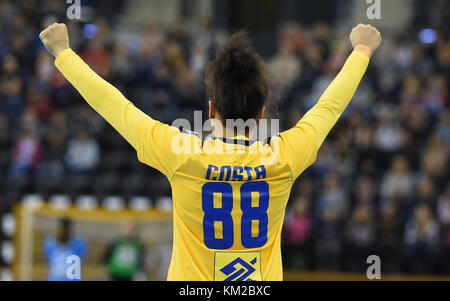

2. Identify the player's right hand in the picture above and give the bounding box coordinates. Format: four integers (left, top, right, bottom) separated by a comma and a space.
349, 24, 382, 53
39, 23, 70, 58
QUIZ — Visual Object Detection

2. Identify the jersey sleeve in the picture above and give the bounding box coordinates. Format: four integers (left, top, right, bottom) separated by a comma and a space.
54, 48, 197, 178
136, 118, 200, 178
55, 48, 147, 150
277, 50, 370, 179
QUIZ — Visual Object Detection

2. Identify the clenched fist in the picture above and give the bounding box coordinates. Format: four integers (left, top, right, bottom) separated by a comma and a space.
39, 23, 70, 58
350, 24, 382, 54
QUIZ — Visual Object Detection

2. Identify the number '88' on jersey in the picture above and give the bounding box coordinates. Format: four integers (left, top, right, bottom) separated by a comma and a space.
202, 181, 269, 249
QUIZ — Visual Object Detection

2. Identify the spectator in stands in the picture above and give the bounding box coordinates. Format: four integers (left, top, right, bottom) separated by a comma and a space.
374, 107, 403, 167
65, 129, 100, 175
420, 134, 448, 181
314, 205, 343, 271
268, 35, 302, 105
380, 156, 414, 202
9, 126, 42, 179
377, 203, 402, 273
412, 175, 437, 206
283, 196, 313, 270
351, 175, 377, 207
403, 203, 440, 273
344, 205, 376, 271
316, 172, 348, 222
311, 143, 335, 177
36, 126, 67, 186
0, 76, 25, 119
436, 110, 450, 144
436, 181, 450, 227
333, 132, 356, 179
313, 172, 347, 271
422, 75, 447, 115
436, 181, 450, 273
0, 0, 448, 276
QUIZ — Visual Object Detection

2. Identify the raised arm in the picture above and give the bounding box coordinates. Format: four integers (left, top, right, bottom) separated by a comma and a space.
300, 24, 382, 148
39, 23, 148, 149
278, 24, 381, 179
39, 23, 199, 178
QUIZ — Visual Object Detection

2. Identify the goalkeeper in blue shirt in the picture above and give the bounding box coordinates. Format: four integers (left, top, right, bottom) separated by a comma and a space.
43, 219, 88, 281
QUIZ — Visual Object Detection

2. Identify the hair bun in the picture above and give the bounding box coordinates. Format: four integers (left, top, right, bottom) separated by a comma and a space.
227, 47, 257, 81
205, 31, 268, 121
220, 32, 258, 81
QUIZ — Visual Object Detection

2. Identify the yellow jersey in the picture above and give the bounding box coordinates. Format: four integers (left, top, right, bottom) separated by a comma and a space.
55, 48, 370, 281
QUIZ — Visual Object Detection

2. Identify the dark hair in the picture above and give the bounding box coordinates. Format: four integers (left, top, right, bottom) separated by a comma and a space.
60, 218, 72, 230
205, 31, 268, 121
57, 218, 72, 244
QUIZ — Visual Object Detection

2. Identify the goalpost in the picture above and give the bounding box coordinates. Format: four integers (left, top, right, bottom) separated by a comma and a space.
12, 203, 173, 281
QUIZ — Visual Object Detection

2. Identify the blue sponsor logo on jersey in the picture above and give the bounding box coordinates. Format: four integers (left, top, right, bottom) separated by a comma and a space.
220, 257, 258, 281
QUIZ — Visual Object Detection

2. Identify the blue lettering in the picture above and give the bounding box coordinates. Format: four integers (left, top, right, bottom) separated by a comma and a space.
255, 165, 267, 180
219, 166, 232, 181
206, 165, 219, 180
232, 166, 244, 181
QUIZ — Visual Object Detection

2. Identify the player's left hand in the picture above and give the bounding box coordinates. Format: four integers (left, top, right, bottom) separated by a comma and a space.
39, 23, 70, 58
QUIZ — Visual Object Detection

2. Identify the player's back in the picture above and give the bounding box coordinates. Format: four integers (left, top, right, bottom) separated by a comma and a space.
166, 133, 316, 281
54, 42, 368, 281
49, 20, 375, 282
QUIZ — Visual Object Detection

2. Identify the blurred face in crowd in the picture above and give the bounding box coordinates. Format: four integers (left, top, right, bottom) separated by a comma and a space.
391, 156, 409, 175
417, 176, 434, 198
357, 176, 374, 195
121, 222, 137, 238
352, 205, 371, 224
2, 77, 22, 97
381, 203, 397, 222
293, 197, 309, 217
323, 208, 339, 222
324, 172, 340, 189
414, 205, 432, 225
2, 54, 19, 73
75, 130, 90, 142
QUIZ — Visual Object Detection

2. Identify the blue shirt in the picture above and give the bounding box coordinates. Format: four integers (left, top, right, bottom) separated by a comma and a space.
44, 236, 87, 281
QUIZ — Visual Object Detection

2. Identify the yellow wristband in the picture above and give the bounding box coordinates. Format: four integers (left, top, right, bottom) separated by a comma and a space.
354, 44, 373, 58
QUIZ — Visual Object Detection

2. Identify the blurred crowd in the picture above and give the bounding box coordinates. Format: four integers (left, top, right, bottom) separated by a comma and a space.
280, 23, 450, 274
0, 0, 449, 275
